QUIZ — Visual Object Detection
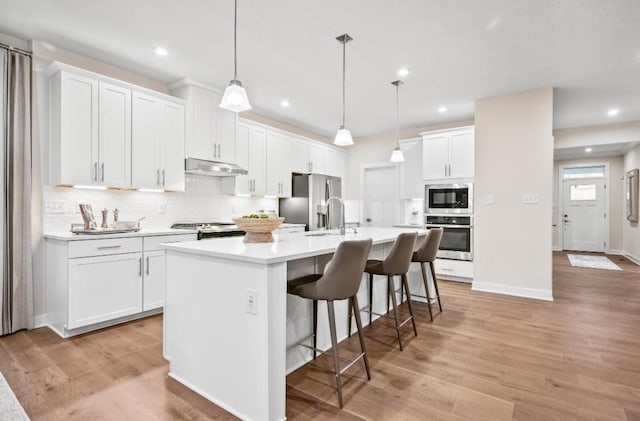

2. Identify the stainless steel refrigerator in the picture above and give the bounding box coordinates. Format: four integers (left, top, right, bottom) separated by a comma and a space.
278, 174, 342, 231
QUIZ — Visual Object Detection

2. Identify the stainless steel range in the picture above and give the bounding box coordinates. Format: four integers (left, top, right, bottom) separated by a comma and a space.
171, 222, 245, 240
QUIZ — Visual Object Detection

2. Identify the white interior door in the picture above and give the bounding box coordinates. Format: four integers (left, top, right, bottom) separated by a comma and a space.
562, 178, 606, 252
361, 165, 399, 227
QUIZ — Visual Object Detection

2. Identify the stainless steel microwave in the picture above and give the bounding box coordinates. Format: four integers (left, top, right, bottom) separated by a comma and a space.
425, 183, 473, 214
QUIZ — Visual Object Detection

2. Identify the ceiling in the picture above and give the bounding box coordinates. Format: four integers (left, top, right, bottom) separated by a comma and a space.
1, 0, 640, 138
554, 141, 639, 161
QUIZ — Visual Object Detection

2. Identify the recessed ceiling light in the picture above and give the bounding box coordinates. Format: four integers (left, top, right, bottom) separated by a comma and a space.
438, 106, 447, 113
280, 99, 290, 108
607, 108, 619, 116
154, 47, 168, 56
397, 67, 411, 77
585, 147, 593, 153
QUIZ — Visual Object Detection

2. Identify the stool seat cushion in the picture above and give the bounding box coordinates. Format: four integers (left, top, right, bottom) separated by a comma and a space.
411, 251, 423, 262
364, 259, 386, 275
287, 274, 322, 298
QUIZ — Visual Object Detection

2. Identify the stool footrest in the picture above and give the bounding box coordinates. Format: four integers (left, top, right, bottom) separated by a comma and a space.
398, 316, 414, 329
286, 333, 315, 352
339, 352, 366, 375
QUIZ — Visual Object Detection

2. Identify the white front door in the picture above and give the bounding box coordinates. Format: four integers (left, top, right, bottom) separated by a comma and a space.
562, 178, 606, 252
362, 164, 399, 227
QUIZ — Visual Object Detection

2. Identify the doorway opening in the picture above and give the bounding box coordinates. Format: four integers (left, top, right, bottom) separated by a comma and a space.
558, 164, 609, 253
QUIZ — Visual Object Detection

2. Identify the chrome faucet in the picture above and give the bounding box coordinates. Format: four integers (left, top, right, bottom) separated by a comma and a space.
326, 196, 346, 235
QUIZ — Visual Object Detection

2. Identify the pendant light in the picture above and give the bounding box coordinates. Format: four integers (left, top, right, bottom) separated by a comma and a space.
389, 80, 405, 163
219, 0, 251, 112
334, 34, 354, 146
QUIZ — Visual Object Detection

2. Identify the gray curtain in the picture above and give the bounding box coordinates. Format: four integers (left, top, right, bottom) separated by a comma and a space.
1, 47, 33, 335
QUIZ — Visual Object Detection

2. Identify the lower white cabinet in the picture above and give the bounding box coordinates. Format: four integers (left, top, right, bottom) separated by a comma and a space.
68, 252, 142, 329
142, 250, 165, 311
434, 258, 473, 282
46, 232, 196, 338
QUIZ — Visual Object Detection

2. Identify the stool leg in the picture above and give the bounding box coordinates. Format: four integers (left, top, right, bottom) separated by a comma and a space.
429, 261, 442, 312
387, 275, 404, 351
327, 300, 344, 408
402, 274, 418, 337
368, 273, 374, 326
420, 262, 434, 322
352, 295, 371, 380
347, 295, 353, 337
313, 299, 318, 359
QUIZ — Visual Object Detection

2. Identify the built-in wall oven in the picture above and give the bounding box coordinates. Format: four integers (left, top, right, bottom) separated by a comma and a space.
425, 183, 473, 214
425, 215, 473, 261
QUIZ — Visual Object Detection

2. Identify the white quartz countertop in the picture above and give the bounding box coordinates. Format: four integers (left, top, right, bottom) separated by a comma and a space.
44, 228, 197, 241
163, 226, 426, 264
394, 224, 425, 228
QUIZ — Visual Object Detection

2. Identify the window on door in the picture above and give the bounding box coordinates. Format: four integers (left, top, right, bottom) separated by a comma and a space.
563, 166, 604, 180
570, 184, 597, 201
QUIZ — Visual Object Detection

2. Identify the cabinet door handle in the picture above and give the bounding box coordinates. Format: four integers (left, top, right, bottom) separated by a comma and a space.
93, 162, 98, 181
217, 144, 221, 158
97, 245, 122, 250
138, 257, 143, 277
157, 169, 160, 186
162, 169, 166, 187
101, 163, 105, 182
146, 256, 150, 275
213, 142, 217, 158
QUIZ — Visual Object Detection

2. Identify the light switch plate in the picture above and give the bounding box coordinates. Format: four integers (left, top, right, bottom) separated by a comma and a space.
522, 193, 539, 204
483, 194, 494, 205
158, 203, 167, 214
245, 289, 257, 315
44, 201, 65, 214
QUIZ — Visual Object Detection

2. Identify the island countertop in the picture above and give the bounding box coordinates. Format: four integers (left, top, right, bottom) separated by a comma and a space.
163, 226, 426, 265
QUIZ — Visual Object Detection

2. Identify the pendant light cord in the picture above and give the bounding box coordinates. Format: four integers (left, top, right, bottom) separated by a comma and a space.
395, 83, 400, 147
342, 39, 346, 128
234, 0, 238, 81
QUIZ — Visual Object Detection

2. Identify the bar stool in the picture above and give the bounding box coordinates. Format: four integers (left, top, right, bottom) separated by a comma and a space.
351, 232, 418, 351
411, 228, 444, 321
286, 239, 373, 409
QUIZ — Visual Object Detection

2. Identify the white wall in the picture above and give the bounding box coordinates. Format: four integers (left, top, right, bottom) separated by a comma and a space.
345, 120, 474, 200
473, 88, 554, 301
623, 144, 640, 263
552, 157, 625, 252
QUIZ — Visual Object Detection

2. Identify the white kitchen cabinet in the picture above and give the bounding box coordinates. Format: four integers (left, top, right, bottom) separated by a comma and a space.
325, 147, 346, 178
49, 71, 133, 187
309, 143, 326, 174
45, 232, 196, 338
290, 139, 310, 173
131, 92, 185, 191
171, 83, 236, 163
422, 127, 474, 180
228, 122, 267, 195
68, 252, 142, 329
98, 82, 132, 188
399, 138, 423, 199
266, 132, 292, 197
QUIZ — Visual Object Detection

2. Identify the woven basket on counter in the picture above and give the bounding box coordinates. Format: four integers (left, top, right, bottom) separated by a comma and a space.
232, 217, 285, 243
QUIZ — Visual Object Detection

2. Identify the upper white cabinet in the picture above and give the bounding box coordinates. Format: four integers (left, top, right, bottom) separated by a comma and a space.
399, 138, 423, 199
48, 62, 186, 190
228, 122, 267, 196
422, 127, 474, 180
266, 132, 292, 197
50, 71, 132, 187
309, 144, 326, 174
171, 82, 236, 163
132, 93, 185, 191
290, 139, 310, 173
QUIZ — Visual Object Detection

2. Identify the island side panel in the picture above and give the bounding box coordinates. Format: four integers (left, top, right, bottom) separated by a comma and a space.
164, 250, 287, 421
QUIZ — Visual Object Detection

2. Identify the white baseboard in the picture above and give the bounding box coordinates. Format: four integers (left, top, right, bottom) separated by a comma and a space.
552, 245, 562, 251
608, 249, 625, 255
623, 252, 640, 266
33, 314, 47, 329
472, 282, 553, 301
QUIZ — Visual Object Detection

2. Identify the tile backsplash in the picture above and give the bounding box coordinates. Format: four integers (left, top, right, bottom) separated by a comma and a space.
42, 174, 278, 233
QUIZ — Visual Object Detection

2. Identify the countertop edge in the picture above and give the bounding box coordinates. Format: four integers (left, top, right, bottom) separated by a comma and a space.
44, 229, 198, 241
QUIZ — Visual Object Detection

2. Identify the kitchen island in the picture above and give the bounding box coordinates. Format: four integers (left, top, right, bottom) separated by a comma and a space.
163, 227, 426, 421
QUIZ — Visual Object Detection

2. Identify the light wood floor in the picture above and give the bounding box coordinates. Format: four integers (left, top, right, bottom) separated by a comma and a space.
1, 252, 639, 420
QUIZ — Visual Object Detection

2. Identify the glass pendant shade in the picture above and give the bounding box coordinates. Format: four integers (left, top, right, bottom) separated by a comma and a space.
390, 147, 405, 163
220, 80, 251, 112
334, 126, 354, 146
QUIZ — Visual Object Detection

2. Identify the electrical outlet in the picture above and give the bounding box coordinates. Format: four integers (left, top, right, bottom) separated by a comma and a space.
64, 201, 77, 214
245, 289, 257, 315
44, 201, 65, 214
158, 203, 167, 214
522, 193, 539, 204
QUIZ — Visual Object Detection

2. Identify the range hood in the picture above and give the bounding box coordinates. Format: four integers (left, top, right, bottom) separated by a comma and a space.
184, 158, 248, 177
